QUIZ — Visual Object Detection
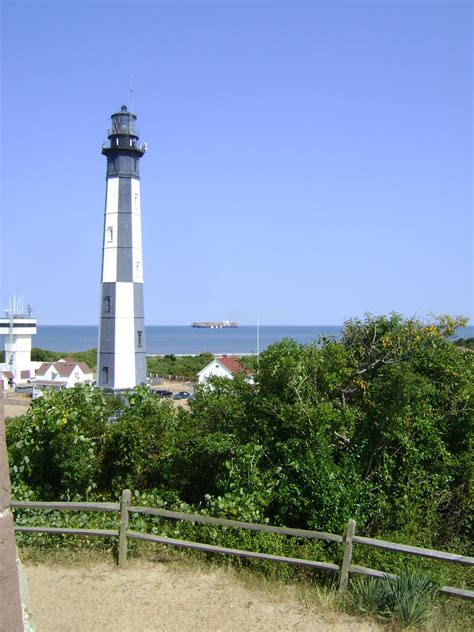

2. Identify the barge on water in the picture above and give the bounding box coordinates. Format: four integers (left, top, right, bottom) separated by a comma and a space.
191, 320, 239, 329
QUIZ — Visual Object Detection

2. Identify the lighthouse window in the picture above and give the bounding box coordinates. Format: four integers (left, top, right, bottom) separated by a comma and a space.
134, 193, 139, 208
133, 159, 138, 172
104, 296, 111, 313
137, 331, 143, 347
102, 367, 109, 383
106, 227, 113, 243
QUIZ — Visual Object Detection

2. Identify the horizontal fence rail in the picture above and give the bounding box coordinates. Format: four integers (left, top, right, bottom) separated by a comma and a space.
11, 489, 474, 601
127, 530, 340, 573
128, 504, 343, 543
11, 501, 120, 512
14, 526, 119, 538
352, 535, 474, 565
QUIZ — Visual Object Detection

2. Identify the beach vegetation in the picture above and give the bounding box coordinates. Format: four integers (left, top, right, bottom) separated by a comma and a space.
454, 337, 474, 351
146, 352, 214, 379
27, 348, 215, 377
6, 313, 473, 624
348, 570, 439, 627
30, 347, 97, 370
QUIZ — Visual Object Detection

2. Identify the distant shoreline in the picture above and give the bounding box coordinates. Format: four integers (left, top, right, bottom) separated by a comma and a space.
2, 324, 473, 356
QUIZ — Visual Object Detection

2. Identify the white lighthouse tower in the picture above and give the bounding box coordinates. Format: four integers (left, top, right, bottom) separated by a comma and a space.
97, 105, 147, 390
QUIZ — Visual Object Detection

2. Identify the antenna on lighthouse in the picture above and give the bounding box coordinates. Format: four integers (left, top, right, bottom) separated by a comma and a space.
257, 315, 260, 366
129, 74, 135, 113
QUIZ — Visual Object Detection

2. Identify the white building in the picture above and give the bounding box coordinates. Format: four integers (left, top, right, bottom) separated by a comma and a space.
34, 359, 94, 390
0, 371, 14, 390
197, 355, 254, 386
0, 296, 40, 389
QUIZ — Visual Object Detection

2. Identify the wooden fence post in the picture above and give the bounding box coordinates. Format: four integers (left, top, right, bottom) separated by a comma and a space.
118, 489, 131, 567
339, 518, 356, 590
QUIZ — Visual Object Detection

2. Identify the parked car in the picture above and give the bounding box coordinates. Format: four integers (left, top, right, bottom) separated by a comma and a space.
107, 409, 124, 423
31, 387, 43, 400
173, 391, 191, 400
15, 385, 33, 397
154, 389, 173, 398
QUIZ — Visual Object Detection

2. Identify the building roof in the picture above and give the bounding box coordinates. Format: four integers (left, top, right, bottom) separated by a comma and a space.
197, 355, 253, 378
1, 371, 14, 379
218, 356, 252, 375
35, 360, 93, 378
54, 362, 78, 377
60, 359, 93, 375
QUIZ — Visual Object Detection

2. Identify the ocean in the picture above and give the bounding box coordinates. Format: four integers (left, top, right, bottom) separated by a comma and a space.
8, 324, 474, 356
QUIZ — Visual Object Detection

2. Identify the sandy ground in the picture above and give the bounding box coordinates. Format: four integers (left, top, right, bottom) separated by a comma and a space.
4, 398, 30, 418
24, 559, 381, 632
150, 379, 194, 408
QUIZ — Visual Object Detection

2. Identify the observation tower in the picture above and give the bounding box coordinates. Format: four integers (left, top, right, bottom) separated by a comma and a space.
97, 105, 147, 390
0, 296, 37, 384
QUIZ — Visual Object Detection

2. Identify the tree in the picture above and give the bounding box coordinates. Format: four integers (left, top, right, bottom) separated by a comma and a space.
7, 314, 472, 548
7, 384, 109, 498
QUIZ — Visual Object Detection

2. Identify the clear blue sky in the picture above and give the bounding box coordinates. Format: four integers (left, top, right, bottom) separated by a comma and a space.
1, 0, 472, 325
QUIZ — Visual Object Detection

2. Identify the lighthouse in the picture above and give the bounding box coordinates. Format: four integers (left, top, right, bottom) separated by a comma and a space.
97, 105, 147, 390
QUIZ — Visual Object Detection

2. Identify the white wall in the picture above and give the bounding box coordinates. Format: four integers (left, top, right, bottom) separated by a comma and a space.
197, 361, 232, 385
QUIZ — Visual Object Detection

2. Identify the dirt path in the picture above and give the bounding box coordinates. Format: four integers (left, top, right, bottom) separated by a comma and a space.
4, 398, 30, 418
25, 560, 381, 632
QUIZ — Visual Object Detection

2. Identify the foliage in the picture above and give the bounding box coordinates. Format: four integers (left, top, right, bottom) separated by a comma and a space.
31, 347, 97, 370
68, 349, 98, 370
454, 337, 474, 351
7, 384, 181, 498
349, 570, 439, 627
29, 349, 216, 376
147, 352, 214, 379
7, 385, 109, 498
100, 388, 177, 493
30, 348, 64, 363
176, 314, 473, 544
6, 313, 473, 592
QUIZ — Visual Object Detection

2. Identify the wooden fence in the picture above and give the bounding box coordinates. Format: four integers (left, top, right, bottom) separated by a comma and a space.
12, 490, 474, 601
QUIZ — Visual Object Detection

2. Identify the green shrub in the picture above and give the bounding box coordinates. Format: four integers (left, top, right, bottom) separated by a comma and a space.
147, 352, 214, 379
349, 569, 439, 627
31, 348, 97, 369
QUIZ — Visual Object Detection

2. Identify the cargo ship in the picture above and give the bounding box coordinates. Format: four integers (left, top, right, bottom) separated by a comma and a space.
191, 320, 239, 329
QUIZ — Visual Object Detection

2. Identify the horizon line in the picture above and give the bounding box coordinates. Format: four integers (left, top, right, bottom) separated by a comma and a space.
33, 323, 346, 328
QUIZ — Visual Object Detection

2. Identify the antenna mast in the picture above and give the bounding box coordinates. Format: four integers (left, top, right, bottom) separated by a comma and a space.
129, 74, 135, 113
257, 315, 260, 364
